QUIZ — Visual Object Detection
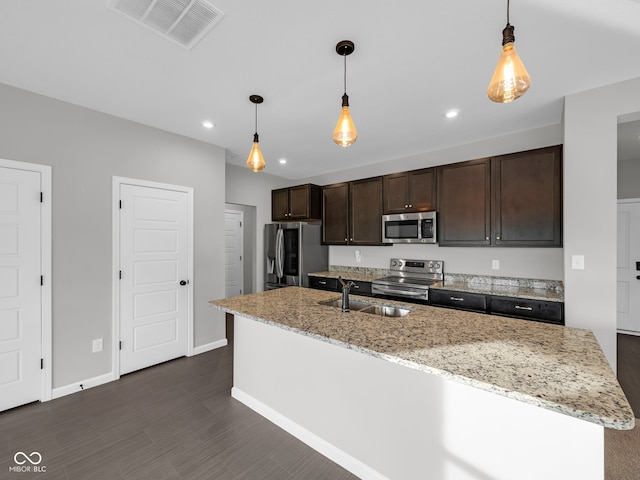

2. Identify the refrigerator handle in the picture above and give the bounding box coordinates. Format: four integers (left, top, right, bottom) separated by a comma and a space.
275, 228, 284, 279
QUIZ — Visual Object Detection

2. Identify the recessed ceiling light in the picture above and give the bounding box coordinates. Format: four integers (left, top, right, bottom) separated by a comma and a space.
279, 159, 287, 164
202, 120, 214, 129
445, 110, 459, 119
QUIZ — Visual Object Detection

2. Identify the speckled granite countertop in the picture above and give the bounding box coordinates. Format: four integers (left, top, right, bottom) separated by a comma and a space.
210, 287, 633, 430
309, 269, 565, 302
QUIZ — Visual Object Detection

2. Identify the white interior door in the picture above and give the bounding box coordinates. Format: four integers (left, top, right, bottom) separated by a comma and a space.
225, 210, 244, 298
0, 167, 42, 411
617, 199, 640, 333
119, 183, 189, 375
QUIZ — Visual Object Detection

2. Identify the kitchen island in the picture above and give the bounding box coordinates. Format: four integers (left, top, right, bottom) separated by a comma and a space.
210, 287, 633, 480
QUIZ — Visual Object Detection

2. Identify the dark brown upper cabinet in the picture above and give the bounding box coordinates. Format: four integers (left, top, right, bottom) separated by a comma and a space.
272, 184, 322, 222
437, 159, 492, 246
383, 168, 437, 214
492, 146, 562, 247
322, 182, 349, 244
322, 177, 385, 245
350, 177, 384, 245
437, 146, 562, 247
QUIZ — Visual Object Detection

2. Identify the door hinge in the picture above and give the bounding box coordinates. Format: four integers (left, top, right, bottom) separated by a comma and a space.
240, 255, 242, 261
119, 200, 122, 209
40, 192, 43, 203
40, 276, 44, 286
119, 341, 122, 350
40, 358, 44, 369
119, 270, 122, 280
240, 221, 242, 227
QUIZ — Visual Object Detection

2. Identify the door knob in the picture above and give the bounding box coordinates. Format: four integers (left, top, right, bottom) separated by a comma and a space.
180, 280, 188, 286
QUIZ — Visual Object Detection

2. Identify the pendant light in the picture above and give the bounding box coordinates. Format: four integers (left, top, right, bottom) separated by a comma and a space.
246, 95, 266, 172
487, 0, 531, 103
333, 40, 358, 147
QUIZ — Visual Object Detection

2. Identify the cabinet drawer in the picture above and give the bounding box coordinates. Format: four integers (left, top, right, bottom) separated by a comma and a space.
345, 279, 372, 296
489, 296, 564, 325
309, 276, 338, 292
430, 289, 487, 313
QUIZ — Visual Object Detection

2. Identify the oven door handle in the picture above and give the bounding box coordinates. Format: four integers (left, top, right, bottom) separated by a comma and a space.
372, 284, 427, 297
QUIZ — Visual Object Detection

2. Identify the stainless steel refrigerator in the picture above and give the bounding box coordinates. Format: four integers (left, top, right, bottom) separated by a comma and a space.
264, 222, 328, 290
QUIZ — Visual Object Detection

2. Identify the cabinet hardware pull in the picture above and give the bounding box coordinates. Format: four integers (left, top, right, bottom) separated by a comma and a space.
496, 236, 501, 240
515, 305, 533, 311
405, 204, 408, 208
409, 204, 413, 208
450, 297, 464, 301
486, 237, 489, 240
352, 284, 359, 288
319, 281, 327, 285
344, 238, 348, 242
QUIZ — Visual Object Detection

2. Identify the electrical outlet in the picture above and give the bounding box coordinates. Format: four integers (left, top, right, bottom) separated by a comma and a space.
92, 338, 103, 353
492, 260, 500, 270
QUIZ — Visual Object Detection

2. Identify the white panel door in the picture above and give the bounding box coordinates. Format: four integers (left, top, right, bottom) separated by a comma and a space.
120, 184, 189, 375
0, 167, 41, 411
617, 200, 640, 333
224, 210, 243, 298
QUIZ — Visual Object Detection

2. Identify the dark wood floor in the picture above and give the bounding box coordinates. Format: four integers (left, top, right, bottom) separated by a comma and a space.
618, 333, 640, 417
0, 341, 356, 480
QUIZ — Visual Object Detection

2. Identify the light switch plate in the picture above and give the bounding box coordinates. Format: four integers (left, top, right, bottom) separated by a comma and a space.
571, 255, 585, 270
492, 260, 500, 270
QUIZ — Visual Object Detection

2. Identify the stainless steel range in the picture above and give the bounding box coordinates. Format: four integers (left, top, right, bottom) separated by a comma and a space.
372, 258, 444, 303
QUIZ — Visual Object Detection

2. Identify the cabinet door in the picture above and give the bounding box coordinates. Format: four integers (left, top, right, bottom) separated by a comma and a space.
288, 185, 309, 220
492, 146, 562, 247
350, 177, 383, 245
322, 183, 349, 245
272, 188, 290, 221
383, 173, 409, 214
437, 159, 491, 246
409, 168, 437, 212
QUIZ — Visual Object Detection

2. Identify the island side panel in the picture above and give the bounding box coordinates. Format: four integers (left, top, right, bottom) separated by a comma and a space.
232, 315, 604, 480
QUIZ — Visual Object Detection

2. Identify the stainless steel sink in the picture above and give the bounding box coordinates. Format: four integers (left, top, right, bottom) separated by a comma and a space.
320, 298, 411, 317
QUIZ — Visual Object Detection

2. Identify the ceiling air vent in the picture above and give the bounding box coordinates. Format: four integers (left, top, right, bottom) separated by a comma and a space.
109, 0, 225, 50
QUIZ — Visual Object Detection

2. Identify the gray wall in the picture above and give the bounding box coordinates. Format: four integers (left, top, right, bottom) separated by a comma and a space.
225, 203, 257, 295
225, 164, 290, 292
618, 160, 640, 199
564, 76, 640, 369
0, 83, 227, 388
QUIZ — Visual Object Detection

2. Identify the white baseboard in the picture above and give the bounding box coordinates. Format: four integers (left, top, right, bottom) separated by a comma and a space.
192, 338, 228, 355
231, 387, 389, 480
51, 372, 113, 400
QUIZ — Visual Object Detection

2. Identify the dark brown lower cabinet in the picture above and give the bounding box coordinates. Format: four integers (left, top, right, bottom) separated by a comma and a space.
429, 289, 488, 313
489, 296, 564, 325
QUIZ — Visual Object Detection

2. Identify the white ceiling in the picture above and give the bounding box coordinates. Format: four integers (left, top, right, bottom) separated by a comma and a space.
2, 0, 640, 179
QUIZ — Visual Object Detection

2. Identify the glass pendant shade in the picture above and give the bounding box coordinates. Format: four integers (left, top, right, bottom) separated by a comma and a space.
487, 41, 530, 103
333, 94, 358, 147
246, 133, 265, 172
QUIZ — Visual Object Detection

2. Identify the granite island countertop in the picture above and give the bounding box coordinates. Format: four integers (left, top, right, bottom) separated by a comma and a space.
210, 287, 633, 430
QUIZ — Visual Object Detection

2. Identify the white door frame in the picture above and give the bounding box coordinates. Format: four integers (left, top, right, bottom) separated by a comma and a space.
112, 177, 194, 380
0, 158, 52, 402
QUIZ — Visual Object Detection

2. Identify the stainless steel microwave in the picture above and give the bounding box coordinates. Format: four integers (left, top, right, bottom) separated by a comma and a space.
382, 211, 437, 244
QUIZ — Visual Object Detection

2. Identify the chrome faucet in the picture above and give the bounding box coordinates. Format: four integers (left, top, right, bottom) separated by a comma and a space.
338, 277, 356, 312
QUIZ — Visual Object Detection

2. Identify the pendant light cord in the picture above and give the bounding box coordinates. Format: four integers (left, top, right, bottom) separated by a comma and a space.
254, 102, 258, 135
506, 0, 510, 25
343, 53, 347, 95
